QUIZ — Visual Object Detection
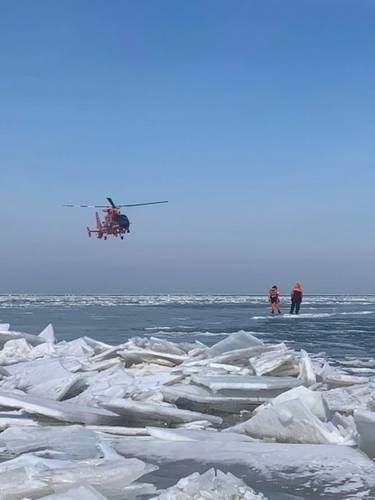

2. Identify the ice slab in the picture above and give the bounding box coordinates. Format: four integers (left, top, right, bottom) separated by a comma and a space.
232, 398, 352, 445
5, 358, 73, 390
162, 383, 261, 414
117, 482, 157, 499
0, 445, 156, 500
0, 365, 10, 377
3, 357, 83, 401
319, 363, 369, 388
354, 409, 375, 458
54, 338, 96, 358
151, 468, 267, 499
68, 365, 133, 406
39, 485, 108, 500
254, 385, 327, 421
37, 447, 157, 499
322, 383, 375, 415
70, 363, 180, 407
82, 357, 124, 372
199, 346, 269, 367
118, 348, 187, 366
298, 350, 316, 386
127, 336, 188, 356
143, 427, 256, 444
0, 469, 51, 499
28, 374, 82, 401
39, 323, 56, 344
325, 373, 369, 387
0, 413, 38, 430
0, 425, 100, 459
207, 331, 263, 357
0, 338, 33, 365
113, 433, 375, 498
0, 390, 121, 425
31, 341, 56, 360
191, 374, 301, 399
87, 425, 150, 436
0, 329, 45, 348
250, 347, 298, 377
103, 398, 223, 426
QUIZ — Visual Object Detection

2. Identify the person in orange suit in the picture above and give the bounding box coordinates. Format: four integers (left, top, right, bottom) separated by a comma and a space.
268, 285, 281, 315
290, 282, 303, 314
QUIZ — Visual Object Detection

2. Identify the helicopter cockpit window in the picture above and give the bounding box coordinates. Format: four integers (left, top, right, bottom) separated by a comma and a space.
115, 214, 129, 225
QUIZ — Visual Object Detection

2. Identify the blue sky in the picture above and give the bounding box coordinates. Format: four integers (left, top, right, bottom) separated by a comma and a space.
0, 0, 374, 293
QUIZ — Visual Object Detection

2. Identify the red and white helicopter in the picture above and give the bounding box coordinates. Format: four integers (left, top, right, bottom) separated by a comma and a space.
64, 197, 168, 240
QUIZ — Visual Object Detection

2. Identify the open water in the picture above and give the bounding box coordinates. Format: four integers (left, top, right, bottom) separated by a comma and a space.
1, 294, 375, 367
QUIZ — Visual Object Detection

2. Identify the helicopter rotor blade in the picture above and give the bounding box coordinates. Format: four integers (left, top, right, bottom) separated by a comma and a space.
106, 197, 117, 208
119, 201, 169, 208
63, 204, 107, 208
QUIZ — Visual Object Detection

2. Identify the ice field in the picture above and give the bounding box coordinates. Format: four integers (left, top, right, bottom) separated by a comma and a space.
0, 302, 375, 498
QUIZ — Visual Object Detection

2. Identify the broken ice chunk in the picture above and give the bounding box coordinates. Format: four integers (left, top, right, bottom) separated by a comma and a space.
127, 336, 187, 356
250, 346, 299, 377
232, 398, 353, 445
39, 485, 108, 500
37, 446, 157, 499
39, 324, 56, 344
354, 409, 375, 458
28, 374, 82, 401
330, 412, 358, 444
103, 398, 223, 426
318, 362, 369, 388
0, 445, 156, 499
325, 373, 369, 388
113, 434, 375, 498
0, 468, 51, 499
0, 339, 33, 365
191, 374, 301, 399
0, 425, 100, 459
194, 346, 266, 368
298, 349, 317, 386
207, 331, 263, 357
0, 329, 45, 349
322, 383, 375, 415
0, 412, 38, 431
162, 383, 261, 414
151, 468, 267, 499
118, 348, 187, 366
4, 339, 33, 355
30, 341, 56, 360
5, 358, 73, 390
254, 385, 327, 421
0, 390, 121, 425
54, 338, 96, 358
67, 365, 132, 406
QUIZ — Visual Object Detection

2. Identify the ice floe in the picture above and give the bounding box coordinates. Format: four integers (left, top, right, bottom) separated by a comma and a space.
0, 322, 374, 498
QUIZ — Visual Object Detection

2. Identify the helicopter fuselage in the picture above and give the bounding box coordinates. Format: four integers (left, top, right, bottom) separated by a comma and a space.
88, 208, 130, 239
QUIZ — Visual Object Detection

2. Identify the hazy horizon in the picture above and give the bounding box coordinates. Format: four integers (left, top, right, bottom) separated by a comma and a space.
1, 290, 375, 296
1, 1, 374, 294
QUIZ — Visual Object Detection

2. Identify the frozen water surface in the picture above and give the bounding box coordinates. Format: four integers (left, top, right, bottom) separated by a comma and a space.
0, 296, 375, 498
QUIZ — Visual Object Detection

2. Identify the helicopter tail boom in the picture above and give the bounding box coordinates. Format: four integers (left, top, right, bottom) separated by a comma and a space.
86, 212, 104, 239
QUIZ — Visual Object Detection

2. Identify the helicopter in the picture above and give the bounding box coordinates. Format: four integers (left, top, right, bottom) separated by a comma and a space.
64, 197, 168, 240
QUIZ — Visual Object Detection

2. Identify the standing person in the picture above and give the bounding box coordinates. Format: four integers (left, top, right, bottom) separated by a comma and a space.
290, 282, 303, 315
268, 285, 281, 315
